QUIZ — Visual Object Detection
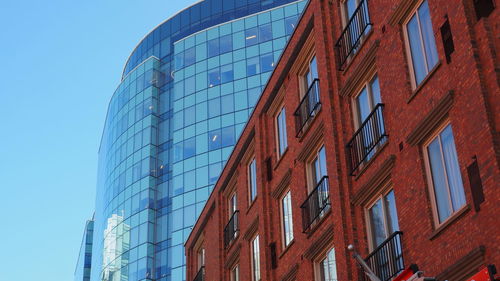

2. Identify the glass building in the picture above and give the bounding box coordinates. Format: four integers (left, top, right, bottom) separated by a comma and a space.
75, 219, 94, 281
90, 1, 306, 281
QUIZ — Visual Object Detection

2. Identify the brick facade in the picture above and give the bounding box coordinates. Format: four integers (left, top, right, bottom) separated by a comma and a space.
185, 0, 499, 280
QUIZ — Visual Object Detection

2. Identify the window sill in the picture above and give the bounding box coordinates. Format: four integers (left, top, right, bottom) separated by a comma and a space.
429, 204, 470, 241
278, 239, 295, 259
353, 140, 389, 180
407, 61, 442, 104
274, 148, 289, 171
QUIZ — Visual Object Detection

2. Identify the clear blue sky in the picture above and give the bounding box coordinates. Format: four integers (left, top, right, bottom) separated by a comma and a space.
0, 1, 194, 280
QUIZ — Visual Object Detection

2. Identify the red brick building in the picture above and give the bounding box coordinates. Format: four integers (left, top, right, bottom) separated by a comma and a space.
185, 0, 499, 280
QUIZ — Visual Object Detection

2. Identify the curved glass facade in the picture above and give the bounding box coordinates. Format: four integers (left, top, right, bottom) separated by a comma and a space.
92, 1, 306, 281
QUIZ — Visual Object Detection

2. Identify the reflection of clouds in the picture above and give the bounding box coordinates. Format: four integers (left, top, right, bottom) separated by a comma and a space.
101, 213, 130, 281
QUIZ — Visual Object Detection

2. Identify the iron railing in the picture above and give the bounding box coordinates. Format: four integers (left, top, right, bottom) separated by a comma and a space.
224, 211, 239, 248
294, 79, 321, 137
335, 0, 372, 70
301, 176, 330, 232
365, 231, 404, 281
346, 103, 387, 176
193, 266, 205, 281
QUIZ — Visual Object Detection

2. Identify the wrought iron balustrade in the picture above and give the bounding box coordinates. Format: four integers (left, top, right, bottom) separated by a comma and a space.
294, 79, 321, 137
193, 266, 205, 281
301, 176, 330, 232
224, 211, 239, 248
335, 0, 372, 70
365, 231, 404, 281
347, 103, 386, 175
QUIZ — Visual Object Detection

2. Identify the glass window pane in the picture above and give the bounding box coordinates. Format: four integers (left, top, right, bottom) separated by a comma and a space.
247, 56, 260, 76
184, 137, 196, 159
220, 34, 233, 54
384, 190, 400, 234
245, 27, 259, 46
282, 191, 294, 246
208, 98, 220, 118
252, 236, 260, 281
285, 15, 298, 35
184, 47, 196, 66
407, 14, 427, 85
249, 159, 257, 201
428, 137, 452, 222
260, 53, 274, 73
320, 248, 338, 281
369, 198, 387, 246
221, 64, 234, 83
418, 0, 439, 70
208, 68, 221, 87
259, 24, 273, 43
208, 38, 219, 57
277, 108, 288, 155
221, 126, 235, 147
440, 125, 466, 211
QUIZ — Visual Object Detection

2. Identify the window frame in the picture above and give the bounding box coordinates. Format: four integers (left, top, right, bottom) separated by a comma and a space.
364, 187, 399, 251
230, 264, 240, 281
280, 190, 294, 248
314, 246, 339, 281
248, 157, 258, 204
402, 0, 439, 89
251, 234, 261, 281
306, 144, 328, 194
351, 72, 381, 130
275, 105, 289, 159
422, 121, 466, 227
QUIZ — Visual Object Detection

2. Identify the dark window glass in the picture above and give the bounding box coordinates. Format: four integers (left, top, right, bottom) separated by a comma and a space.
208, 38, 220, 57
221, 126, 235, 147
184, 137, 196, 159
285, 15, 298, 35
245, 27, 259, 46
259, 24, 273, 43
208, 68, 221, 87
260, 53, 274, 72
220, 35, 233, 54
221, 64, 234, 83
247, 57, 260, 76
184, 47, 196, 66
209, 162, 222, 184
221, 94, 234, 115
175, 52, 184, 70
208, 129, 222, 150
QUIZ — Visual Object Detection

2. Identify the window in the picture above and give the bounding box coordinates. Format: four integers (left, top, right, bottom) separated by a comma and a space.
285, 15, 298, 35
311, 146, 328, 188
197, 247, 205, 270
318, 248, 338, 281
231, 265, 240, 281
304, 56, 319, 94
404, 0, 439, 87
281, 191, 294, 247
367, 190, 400, 248
276, 107, 288, 157
251, 235, 261, 281
424, 124, 466, 224
260, 53, 275, 73
229, 192, 237, 215
245, 27, 259, 46
259, 24, 273, 43
351, 74, 385, 165
249, 158, 258, 202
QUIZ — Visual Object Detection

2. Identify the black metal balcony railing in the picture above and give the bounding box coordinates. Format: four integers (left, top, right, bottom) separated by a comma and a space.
347, 103, 387, 176
294, 79, 321, 138
365, 231, 404, 281
193, 266, 205, 281
301, 176, 330, 232
335, 0, 372, 70
224, 211, 239, 248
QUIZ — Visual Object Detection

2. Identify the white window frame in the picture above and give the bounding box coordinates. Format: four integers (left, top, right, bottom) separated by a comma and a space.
314, 247, 338, 281
275, 106, 288, 158
230, 264, 240, 281
423, 122, 466, 227
280, 190, 294, 248
402, 0, 439, 89
248, 158, 258, 203
251, 235, 261, 281
364, 188, 399, 251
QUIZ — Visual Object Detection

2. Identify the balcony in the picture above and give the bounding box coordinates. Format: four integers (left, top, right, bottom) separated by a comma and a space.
294, 79, 321, 138
301, 176, 330, 232
346, 103, 387, 176
224, 211, 239, 248
365, 231, 404, 281
193, 266, 205, 281
335, 0, 372, 70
